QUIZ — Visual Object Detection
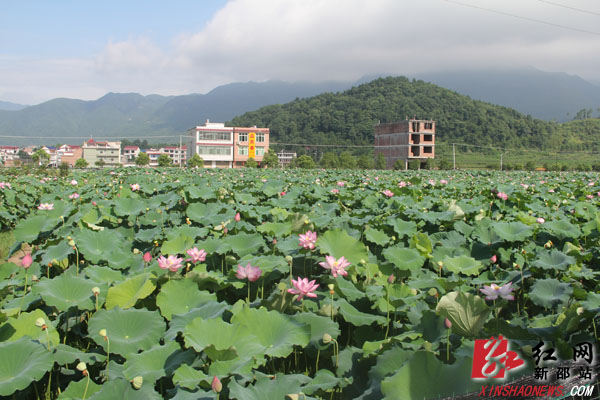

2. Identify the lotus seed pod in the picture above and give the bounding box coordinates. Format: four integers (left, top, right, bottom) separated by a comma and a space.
322, 333, 333, 344
410, 289, 418, 296
285, 256, 293, 264
35, 317, 46, 327
76, 362, 87, 372
131, 376, 143, 390
132, 248, 140, 254
287, 394, 300, 400
68, 239, 75, 247
92, 287, 100, 296
99, 329, 107, 338
327, 284, 335, 291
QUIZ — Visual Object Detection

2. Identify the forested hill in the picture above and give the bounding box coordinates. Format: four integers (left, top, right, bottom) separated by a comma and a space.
229, 76, 599, 151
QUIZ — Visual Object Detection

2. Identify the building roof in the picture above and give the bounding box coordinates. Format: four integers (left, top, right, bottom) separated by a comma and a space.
124, 146, 139, 150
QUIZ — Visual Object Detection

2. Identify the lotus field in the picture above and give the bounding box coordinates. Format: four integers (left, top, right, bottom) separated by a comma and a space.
0, 168, 599, 399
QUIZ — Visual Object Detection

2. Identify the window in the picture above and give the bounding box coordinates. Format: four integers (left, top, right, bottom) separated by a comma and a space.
424, 134, 433, 142
424, 147, 433, 154
238, 133, 248, 142
238, 146, 248, 156
197, 146, 232, 156
424, 122, 433, 130
256, 146, 265, 156
197, 131, 232, 141
256, 133, 265, 143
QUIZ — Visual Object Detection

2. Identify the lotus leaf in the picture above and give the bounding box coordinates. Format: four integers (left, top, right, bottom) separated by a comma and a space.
435, 291, 490, 337
156, 279, 217, 320
529, 279, 573, 308
0, 337, 54, 396
0, 309, 60, 347
383, 246, 425, 272
88, 307, 166, 356
317, 229, 368, 265
105, 273, 156, 309
34, 274, 98, 311
442, 255, 483, 276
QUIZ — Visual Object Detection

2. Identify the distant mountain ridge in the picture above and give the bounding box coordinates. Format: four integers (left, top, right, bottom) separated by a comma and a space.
0, 101, 28, 111
1, 69, 599, 146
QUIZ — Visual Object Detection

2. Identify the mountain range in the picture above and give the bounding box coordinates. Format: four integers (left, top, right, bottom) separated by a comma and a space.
0, 68, 599, 147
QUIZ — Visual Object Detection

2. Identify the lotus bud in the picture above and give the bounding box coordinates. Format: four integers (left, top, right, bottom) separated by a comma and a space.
21, 253, 33, 269
211, 376, 222, 393
99, 329, 107, 338
387, 274, 395, 284
35, 317, 46, 328
131, 376, 143, 390
92, 287, 100, 296
490, 255, 497, 264
445, 318, 452, 329
322, 333, 333, 344
76, 362, 87, 372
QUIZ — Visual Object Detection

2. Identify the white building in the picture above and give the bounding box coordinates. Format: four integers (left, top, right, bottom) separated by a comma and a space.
187, 121, 234, 168
123, 146, 140, 165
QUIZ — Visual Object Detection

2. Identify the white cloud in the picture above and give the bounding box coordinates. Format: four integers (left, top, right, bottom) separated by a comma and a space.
2, 0, 599, 104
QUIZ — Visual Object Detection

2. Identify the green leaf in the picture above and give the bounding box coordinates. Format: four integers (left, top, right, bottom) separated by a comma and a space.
435, 291, 490, 337
114, 198, 146, 216
581, 292, 600, 311
492, 221, 533, 242
364, 228, 390, 246
34, 274, 97, 311
389, 219, 417, 239
106, 273, 156, 310
160, 235, 195, 256
442, 255, 483, 276
165, 302, 229, 341
13, 215, 59, 243
228, 372, 310, 400
224, 233, 265, 258
87, 377, 161, 400
531, 250, 576, 271
544, 219, 582, 239
88, 308, 166, 357
529, 279, 573, 309
0, 309, 60, 348
75, 229, 126, 265
123, 342, 180, 385
317, 229, 368, 265
0, 338, 54, 396
58, 378, 102, 400
172, 364, 208, 390
381, 351, 479, 399
383, 246, 425, 272
156, 279, 217, 320
410, 233, 432, 258
292, 312, 341, 344
335, 298, 386, 326
257, 221, 293, 237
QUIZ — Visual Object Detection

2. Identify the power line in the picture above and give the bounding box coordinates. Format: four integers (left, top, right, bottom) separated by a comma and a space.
536, 0, 600, 17
442, 0, 600, 36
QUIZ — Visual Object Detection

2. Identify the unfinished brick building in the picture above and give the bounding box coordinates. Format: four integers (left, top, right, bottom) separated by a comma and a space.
374, 119, 435, 169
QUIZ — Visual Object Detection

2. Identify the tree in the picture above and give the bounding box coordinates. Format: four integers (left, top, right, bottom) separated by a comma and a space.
320, 152, 339, 169
375, 153, 386, 170
393, 159, 406, 170
157, 154, 172, 167
136, 152, 150, 166
75, 158, 88, 168
292, 155, 315, 169
187, 154, 204, 168
357, 154, 374, 169
95, 159, 106, 167
338, 151, 357, 169
32, 149, 50, 166
262, 149, 279, 168
59, 162, 70, 177
245, 158, 258, 168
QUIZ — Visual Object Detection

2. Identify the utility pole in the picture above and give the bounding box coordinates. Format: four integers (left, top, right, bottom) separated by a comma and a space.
452, 143, 456, 170
500, 153, 503, 171
179, 135, 182, 168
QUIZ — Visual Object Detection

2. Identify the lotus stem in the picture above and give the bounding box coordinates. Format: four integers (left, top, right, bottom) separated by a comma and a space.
315, 349, 320, 372
18, 270, 28, 316
105, 336, 110, 379
247, 283, 250, 303
446, 328, 451, 361
384, 283, 391, 340
45, 328, 51, 351
82, 374, 90, 400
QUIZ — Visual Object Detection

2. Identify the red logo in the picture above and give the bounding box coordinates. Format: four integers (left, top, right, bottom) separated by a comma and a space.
472, 336, 525, 379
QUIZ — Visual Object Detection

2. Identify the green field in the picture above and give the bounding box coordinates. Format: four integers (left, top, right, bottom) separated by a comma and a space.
0, 167, 598, 399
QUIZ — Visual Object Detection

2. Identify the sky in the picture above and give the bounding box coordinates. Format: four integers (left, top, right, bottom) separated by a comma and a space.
1, 0, 599, 105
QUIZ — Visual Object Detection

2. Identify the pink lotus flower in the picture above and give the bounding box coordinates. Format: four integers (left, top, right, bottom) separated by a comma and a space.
211, 376, 222, 393
288, 277, 319, 301
440, 179, 448, 185
586, 195, 593, 199
382, 190, 394, 197
319, 255, 350, 278
92, 201, 97, 206
0, 182, 11, 189
143, 252, 152, 263
236, 263, 262, 282
186, 247, 207, 263
157, 255, 184, 272
69, 193, 80, 199
130, 183, 140, 191
298, 230, 317, 250
536, 217, 545, 224
548, 189, 555, 193
70, 179, 78, 185
38, 203, 54, 210
480, 282, 514, 301
21, 253, 33, 269
490, 254, 497, 264
235, 212, 241, 222
337, 181, 345, 187
496, 192, 508, 201
398, 181, 407, 187
330, 188, 339, 194
280, 191, 286, 196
